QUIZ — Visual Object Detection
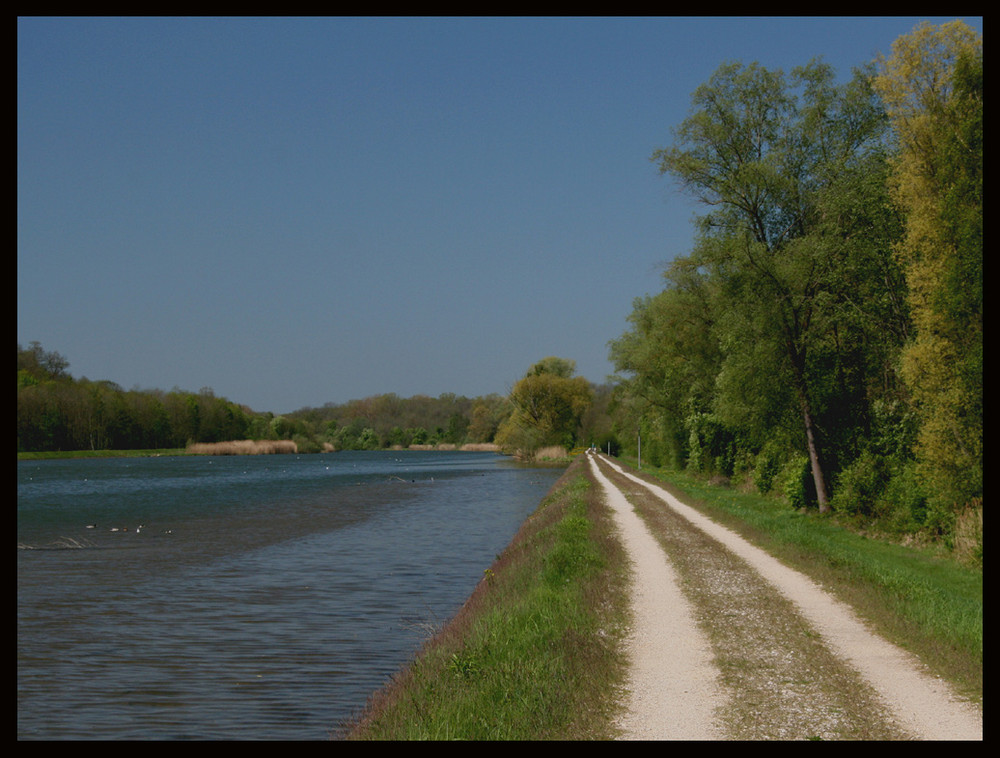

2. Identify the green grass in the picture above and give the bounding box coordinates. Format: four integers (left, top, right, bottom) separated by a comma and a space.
344, 458, 631, 740
622, 459, 982, 702
344, 455, 981, 739
17, 448, 188, 460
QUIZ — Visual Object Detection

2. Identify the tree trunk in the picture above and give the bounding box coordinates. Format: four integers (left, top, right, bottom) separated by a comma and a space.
800, 395, 831, 513
788, 344, 831, 513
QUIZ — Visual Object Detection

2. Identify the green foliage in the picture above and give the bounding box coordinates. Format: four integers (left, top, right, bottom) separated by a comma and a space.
684, 410, 735, 476
778, 454, 817, 510
752, 442, 784, 495
303, 392, 511, 451
17, 341, 70, 381
876, 460, 931, 534
577, 383, 617, 451
16, 343, 256, 452
269, 415, 296, 439
329, 418, 382, 450
495, 357, 593, 457
526, 356, 578, 379
831, 450, 889, 518
873, 20, 983, 514
16, 348, 537, 455
641, 58, 900, 511
610, 21, 981, 548
467, 396, 506, 443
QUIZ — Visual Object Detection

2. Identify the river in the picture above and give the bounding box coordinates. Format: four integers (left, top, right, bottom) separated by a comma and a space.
17, 450, 563, 740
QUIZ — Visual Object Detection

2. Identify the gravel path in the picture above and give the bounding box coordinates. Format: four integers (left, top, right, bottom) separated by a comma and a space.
589, 453, 724, 739
587, 452, 982, 741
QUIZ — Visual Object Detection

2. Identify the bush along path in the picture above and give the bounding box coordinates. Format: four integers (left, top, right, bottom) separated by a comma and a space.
588, 452, 982, 740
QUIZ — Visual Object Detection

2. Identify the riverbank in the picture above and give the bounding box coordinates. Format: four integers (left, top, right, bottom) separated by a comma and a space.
16, 447, 189, 460
343, 453, 981, 740
343, 455, 630, 739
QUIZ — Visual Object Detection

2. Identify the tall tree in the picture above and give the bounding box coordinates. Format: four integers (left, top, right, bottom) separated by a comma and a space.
609, 257, 722, 468
652, 60, 892, 511
873, 21, 983, 510
495, 357, 592, 456
467, 394, 506, 443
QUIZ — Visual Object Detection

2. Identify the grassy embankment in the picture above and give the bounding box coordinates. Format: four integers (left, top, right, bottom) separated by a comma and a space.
346, 454, 981, 740
344, 455, 631, 740
619, 457, 983, 704
17, 448, 189, 460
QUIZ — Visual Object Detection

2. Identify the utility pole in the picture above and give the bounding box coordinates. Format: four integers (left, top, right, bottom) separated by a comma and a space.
637, 426, 641, 469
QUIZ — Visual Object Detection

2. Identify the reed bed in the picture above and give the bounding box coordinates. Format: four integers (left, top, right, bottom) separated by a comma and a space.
405, 443, 500, 452
186, 439, 298, 456
533, 445, 569, 461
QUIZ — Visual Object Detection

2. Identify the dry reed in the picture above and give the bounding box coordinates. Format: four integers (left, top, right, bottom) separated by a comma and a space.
953, 500, 983, 566
533, 445, 569, 461
186, 439, 298, 456
406, 443, 502, 452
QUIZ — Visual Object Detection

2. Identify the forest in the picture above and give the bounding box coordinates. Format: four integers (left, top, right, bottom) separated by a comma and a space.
18, 341, 610, 458
605, 21, 981, 546
18, 21, 980, 550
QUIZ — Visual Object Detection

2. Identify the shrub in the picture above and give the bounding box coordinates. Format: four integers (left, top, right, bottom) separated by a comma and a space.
752, 443, 782, 494
831, 451, 888, 518
876, 460, 930, 534
292, 434, 323, 454
777, 454, 816, 509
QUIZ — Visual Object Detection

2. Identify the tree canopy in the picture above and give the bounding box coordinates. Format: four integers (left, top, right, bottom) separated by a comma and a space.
610, 20, 981, 542
495, 357, 593, 456
873, 20, 983, 513
647, 58, 896, 511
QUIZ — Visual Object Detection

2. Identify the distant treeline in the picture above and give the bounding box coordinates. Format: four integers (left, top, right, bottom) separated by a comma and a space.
17, 342, 616, 455
288, 357, 618, 457
18, 342, 262, 452
285, 392, 505, 452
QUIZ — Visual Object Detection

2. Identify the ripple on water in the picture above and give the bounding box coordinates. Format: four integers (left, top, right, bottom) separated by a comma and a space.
18, 452, 562, 739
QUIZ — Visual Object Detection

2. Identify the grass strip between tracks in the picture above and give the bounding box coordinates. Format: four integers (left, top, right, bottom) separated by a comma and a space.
617, 458, 982, 704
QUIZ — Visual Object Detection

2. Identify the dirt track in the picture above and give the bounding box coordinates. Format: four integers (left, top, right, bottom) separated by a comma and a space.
586, 452, 982, 741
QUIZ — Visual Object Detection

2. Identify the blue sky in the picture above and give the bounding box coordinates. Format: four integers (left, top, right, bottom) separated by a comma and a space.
17, 16, 982, 414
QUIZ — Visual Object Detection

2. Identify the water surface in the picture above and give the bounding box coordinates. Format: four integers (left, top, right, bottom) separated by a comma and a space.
18, 451, 563, 740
